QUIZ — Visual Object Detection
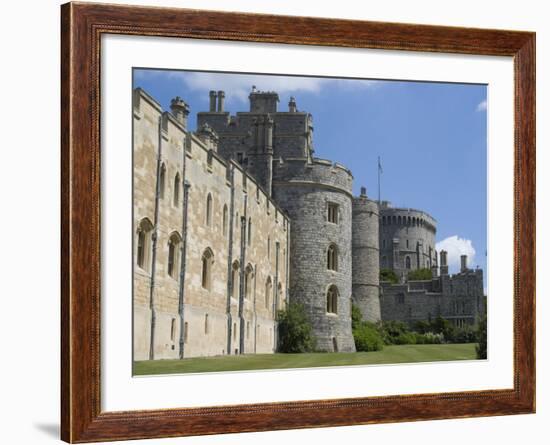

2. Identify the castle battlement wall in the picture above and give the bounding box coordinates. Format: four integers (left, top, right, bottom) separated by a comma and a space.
273, 158, 353, 196
379, 204, 438, 281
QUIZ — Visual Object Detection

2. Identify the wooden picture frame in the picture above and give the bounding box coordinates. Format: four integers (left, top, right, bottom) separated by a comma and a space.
61, 2, 535, 442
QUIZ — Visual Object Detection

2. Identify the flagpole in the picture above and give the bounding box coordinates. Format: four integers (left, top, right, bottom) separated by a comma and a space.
378, 156, 381, 204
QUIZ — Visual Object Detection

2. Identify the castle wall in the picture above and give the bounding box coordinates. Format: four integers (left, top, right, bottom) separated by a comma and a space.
380, 269, 485, 328
272, 159, 355, 352
352, 193, 381, 322
379, 204, 437, 282
133, 88, 289, 361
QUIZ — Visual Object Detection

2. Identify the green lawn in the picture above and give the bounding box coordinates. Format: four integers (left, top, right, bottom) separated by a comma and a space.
134, 343, 478, 375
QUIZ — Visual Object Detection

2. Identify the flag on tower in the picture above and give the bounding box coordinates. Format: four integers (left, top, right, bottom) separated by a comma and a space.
378, 156, 383, 174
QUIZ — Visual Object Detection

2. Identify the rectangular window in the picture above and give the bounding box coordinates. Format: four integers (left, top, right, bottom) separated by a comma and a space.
237, 152, 244, 164
327, 203, 339, 224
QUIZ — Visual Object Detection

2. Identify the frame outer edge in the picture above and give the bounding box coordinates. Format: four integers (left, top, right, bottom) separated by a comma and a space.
60, 2, 72, 442
59, 2, 536, 442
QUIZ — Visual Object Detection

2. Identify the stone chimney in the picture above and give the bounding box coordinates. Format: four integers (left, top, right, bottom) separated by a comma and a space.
440, 250, 449, 275
288, 96, 297, 112
460, 254, 468, 272
217, 90, 225, 112
209, 90, 217, 112
170, 96, 190, 128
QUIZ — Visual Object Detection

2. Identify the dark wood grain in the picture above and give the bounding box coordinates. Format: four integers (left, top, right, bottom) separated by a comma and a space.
60, 2, 536, 442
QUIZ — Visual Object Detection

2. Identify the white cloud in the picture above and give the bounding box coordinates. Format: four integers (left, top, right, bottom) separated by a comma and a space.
436, 235, 476, 273
476, 99, 487, 112
136, 69, 381, 105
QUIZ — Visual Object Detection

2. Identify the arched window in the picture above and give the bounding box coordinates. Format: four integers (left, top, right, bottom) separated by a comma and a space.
159, 163, 166, 199
201, 248, 214, 290
247, 217, 252, 246
405, 256, 411, 269
136, 218, 153, 271
231, 260, 239, 298
244, 264, 254, 299
326, 285, 338, 314
265, 277, 272, 309
170, 318, 176, 342
398, 215, 402, 225
167, 232, 182, 279
206, 193, 213, 226
173, 173, 180, 207
222, 204, 228, 237
327, 244, 338, 271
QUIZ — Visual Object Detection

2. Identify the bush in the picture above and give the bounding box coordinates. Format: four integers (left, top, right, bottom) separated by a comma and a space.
380, 268, 399, 284
351, 304, 384, 351
277, 303, 317, 353
476, 313, 487, 359
353, 322, 384, 352
394, 332, 417, 345
414, 331, 444, 344
407, 268, 433, 281
376, 320, 410, 345
351, 303, 363, 330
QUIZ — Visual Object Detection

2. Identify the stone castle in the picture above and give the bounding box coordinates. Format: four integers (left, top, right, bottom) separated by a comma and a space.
133, 86, 485, 361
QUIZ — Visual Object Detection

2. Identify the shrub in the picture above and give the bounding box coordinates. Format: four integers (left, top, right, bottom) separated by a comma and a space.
277, 303, 317, 353
407, 268, 433, 281
351, 303, 363, 330
394, 332, 417, 345
376, 320, 410, 345
353, 322, 384, 352
380, 268, 399, 284
476, 313, 487, 359
414, 331, 443, 344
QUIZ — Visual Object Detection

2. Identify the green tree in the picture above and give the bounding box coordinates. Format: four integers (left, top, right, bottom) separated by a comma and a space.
277, 303, 317, 353
380, 268, 399, 284
476, 313, 487, 359
407, 268, 433, 281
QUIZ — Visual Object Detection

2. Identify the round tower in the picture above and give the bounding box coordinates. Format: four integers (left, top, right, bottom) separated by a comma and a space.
272, 158, 355, 352
379, 202, 437, 283
352, 188, 381, 322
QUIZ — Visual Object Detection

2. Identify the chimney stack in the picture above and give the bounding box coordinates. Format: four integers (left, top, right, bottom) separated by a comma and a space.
288, 96, 297, 112
440, 250, 448, 275
460, 254, 468, 272
170, 96, 190, 128
217, 90, 225, 112
209, 90, 217, 112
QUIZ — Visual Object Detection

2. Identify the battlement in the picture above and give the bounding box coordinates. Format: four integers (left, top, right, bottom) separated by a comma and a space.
273, 157, 353, 195
380, 205, 437, 233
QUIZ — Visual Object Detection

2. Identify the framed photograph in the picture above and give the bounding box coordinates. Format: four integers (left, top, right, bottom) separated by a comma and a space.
61, 2, 535, 442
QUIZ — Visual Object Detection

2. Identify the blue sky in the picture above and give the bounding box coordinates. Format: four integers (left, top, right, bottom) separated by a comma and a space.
134, 69, 487, 286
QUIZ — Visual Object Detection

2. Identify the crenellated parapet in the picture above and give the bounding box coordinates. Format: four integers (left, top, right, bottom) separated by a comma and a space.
272, 157, 353, 197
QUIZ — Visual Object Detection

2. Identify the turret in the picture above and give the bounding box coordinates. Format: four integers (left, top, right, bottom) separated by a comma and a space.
170, 96, 190, 128
352, 188, 381, 322
249, 89, 279, 113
